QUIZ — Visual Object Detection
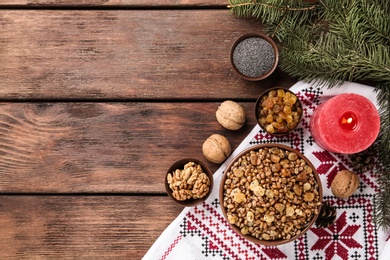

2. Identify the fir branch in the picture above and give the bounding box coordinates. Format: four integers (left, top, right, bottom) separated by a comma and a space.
227, 1, 317, 12
227, 0, 320, 38
374, 83, 390, 229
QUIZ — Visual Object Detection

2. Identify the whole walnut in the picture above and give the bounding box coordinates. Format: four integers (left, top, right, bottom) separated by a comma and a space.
331, 170, 360, 198
216, 100, 246, 130
202, 134, 231, 164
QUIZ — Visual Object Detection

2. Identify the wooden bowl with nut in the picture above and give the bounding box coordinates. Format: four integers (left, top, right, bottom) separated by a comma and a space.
255, 87, 303, 136
165, 158, 213, 207
219, 144, 323, 245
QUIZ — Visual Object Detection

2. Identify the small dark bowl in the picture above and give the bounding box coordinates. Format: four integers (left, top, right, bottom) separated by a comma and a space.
230, 33, 279, 81
165, 158, 214, 207
255, 87, 303, 136
219, 143, 323, 246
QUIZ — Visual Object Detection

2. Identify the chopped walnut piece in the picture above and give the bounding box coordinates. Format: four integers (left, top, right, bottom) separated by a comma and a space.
167, 162, 210, 201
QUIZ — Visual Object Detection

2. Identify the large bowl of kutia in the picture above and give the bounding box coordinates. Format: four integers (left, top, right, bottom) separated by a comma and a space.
219, 143, 323, 245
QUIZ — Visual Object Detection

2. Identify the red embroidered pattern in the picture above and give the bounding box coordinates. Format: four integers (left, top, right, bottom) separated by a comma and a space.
311, 212, 362, 259
161, 235, 183, 260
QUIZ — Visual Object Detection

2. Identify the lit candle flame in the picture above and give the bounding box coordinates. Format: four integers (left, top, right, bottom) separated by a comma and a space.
340, 112, 358, 131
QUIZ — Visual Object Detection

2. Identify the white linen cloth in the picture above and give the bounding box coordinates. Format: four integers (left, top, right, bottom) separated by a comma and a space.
144, 81, 389, 260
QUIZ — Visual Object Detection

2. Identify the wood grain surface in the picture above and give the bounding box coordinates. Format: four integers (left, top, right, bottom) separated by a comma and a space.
0, 2, 297, 259
0, 102, 261, 193
0, 10, 294, 100
0, 196, 183, 258
0, 0, 226, 6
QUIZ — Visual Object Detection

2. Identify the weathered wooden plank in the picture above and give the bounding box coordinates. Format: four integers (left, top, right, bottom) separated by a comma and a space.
0, 10, 295, 100
0, 102, 262, 193
0, 195, 183, 259
0, 0, 226, 7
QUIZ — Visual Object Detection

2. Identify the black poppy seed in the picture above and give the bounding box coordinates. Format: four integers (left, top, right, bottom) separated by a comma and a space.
232, 37, 276, 78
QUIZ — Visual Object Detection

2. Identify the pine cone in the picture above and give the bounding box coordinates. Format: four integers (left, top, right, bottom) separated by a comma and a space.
349, 146, 377, 173
315, 201, 337, 229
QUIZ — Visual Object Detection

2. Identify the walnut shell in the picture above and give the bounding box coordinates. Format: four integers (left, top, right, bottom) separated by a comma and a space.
216, 100, 246, 130
331, 170, 360, 198
202, 134, 231, 164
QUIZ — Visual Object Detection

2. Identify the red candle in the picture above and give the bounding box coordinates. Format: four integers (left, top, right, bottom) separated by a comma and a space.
310, 93, 380, 154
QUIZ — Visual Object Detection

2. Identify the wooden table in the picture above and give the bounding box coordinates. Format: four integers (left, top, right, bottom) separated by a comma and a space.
0, 1, 296, 258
